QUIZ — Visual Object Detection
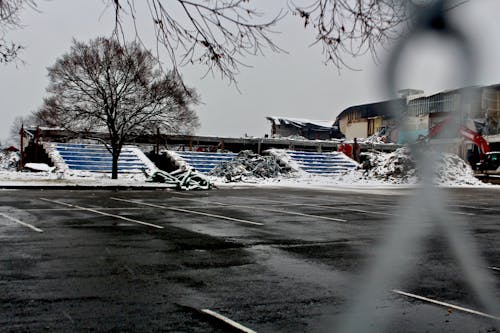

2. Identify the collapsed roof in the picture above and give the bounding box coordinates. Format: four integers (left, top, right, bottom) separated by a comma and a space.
266, 116, 336, 132
336, 98, 407, 120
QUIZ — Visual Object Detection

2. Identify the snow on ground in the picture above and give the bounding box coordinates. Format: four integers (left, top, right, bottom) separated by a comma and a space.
0, 147, 490, 188
210, 147, 487, 188
0, 168, 154, 187
338, 148, 484, 186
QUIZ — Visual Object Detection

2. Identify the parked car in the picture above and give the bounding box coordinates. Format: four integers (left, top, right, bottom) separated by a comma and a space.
477, 151, 500, 172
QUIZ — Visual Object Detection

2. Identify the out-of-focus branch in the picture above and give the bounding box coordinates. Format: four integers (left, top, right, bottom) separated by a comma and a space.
111, 0, 286, 85
289, 0, 408, 69
0, 0, 37, 63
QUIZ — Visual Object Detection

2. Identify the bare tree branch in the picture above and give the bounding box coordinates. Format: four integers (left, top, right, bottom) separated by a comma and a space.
2, 1, 469, 78
111, 0, 286, 85
289, 0, 408, 69
0, 0, 37, 63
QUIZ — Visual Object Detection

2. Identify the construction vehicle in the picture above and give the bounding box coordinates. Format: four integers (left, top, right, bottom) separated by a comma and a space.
426, 116, 490, 159
424, 116, 493, 173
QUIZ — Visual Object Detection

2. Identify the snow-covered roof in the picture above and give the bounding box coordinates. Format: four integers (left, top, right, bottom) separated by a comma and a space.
406, 85, 483, 102
266, 116, 334, 129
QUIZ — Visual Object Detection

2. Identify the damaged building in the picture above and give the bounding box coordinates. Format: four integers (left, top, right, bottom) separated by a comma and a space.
266, 116, 344, 140
335, 98, 407, 141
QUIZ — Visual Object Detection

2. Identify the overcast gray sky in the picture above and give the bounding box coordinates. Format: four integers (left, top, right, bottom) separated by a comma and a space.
2, 0, 500, 144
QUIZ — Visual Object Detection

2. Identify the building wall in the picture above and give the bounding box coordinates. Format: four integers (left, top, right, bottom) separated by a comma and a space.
338, 117, 348, 136
338, 116, 386, 140
483, 87, 500, 134
345, 120, 368, 139
397, 114, 429, 144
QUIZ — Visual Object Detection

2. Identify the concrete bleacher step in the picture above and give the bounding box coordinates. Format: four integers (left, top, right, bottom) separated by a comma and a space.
43, 142, 156, 174
285, 150, 358, 175
164, 150, 237, 174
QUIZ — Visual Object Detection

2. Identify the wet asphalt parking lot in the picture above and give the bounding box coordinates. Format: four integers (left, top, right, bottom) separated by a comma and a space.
1, 186, 500, 332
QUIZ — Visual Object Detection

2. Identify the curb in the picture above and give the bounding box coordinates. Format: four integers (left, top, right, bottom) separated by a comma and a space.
0, 184, 181, 191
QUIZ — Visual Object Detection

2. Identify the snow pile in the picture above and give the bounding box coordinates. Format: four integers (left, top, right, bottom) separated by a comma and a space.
266, 148, 304, 173
209, 150, 293, 182
24, 163, 55, 172
360, 134, 391, 145
42, 142, 67, 171
0, 168, 151, 187
342, 147, 417, 184
271, 133, 308, 141
127, 146, 158, 174
433, 153, 483, 186
161, 150, 189, 170
338, 147, 482, 186
0, 150, 20, 170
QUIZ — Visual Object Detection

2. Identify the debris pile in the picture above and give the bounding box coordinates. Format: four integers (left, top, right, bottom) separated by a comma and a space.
271, 134, 308, 141
0, 150, 20, 170
147, 168, 211, 190
338, 147, 483, 186
360, 147, 417, 183
433, 152, 483, 186
266, 149, 303, 173
209, 150, 292, 182
360, 134, 391, 145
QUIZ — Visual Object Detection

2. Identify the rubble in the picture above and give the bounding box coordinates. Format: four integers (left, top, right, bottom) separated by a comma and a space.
359, 147, 417, 183
0, 150, 20, 170
339, 147, 483, 186
433, 152, 483, 186
147, 168, 211, 190
209, 150, 292, 182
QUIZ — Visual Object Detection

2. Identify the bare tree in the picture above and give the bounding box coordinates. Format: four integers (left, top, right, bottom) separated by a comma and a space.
7, 114, 35, 146
36, 37, 200, 179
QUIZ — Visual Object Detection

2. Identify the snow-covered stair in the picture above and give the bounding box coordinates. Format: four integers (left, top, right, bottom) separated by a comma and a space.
164, 150, 237, 174
284, 150, 358, 175
43, 142, 156, 173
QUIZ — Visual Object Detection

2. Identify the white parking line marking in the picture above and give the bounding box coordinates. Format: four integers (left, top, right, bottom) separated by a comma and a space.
489, 266, 500, 271
450, 204, 495, 212
392, 289, 500, 320
449, 211, 476, 216
20, 206, 211, 212
271, 196, 473, 216
211, 201, 347, 222
201, 309, 257, 333
61, 310, 74, 324
280, 195, 398, 208
450, 204, 487, 209
110, 197, 263, 226
0, 212, 43, 232
179, 197, 348, 222
236, 197, 396, 216
39, 198, 164, 229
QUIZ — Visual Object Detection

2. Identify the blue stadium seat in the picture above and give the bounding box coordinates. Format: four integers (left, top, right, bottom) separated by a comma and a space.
286, 150, 358, 175
167, 151, 237, 174
48, 143, 153, 173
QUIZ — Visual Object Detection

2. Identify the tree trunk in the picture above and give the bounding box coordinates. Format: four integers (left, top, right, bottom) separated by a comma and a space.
111, 149, 120, 180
